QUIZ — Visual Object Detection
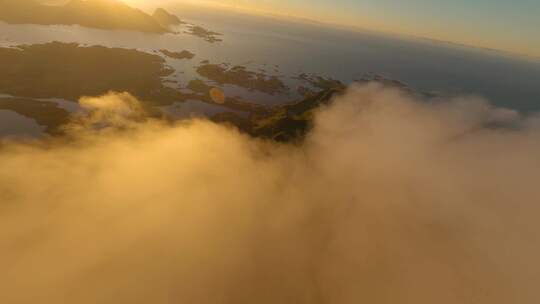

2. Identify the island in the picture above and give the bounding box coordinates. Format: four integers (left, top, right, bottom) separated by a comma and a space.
0, 0, 167, 33
0, 0, 223, 43
0, 97, 70, 134
196, 63, 287, 95
159, 49, 195, 60
0, 41, 355, 140
152, 7, 185, 30
0, 42, 181, 103
186, 26, 223, 43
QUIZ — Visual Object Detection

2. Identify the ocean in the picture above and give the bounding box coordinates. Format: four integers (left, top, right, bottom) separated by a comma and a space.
1, 6, 539, 112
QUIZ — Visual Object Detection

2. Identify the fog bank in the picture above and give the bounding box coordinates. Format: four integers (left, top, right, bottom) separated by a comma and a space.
1, 84, 539, 303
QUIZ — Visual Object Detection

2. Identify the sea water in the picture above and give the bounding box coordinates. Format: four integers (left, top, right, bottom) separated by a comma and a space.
1, 8, 539, 111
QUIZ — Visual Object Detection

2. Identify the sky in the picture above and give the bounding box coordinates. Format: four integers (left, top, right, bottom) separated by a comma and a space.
129, 0, 540, 57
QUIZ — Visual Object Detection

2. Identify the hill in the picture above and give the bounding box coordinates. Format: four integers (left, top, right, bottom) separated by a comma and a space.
153, 7, 184, 30
0, 0, 172, 33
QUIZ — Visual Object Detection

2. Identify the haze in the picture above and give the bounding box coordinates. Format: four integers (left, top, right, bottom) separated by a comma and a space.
2, 86, 540, 303
1, 1, 539, 303
122, 0, 540, 58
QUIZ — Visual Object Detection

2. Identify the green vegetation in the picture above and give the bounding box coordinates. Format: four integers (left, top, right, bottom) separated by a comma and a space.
0, 40, 346, 141
0, 42, 180, 103
250, 87, 343, 141
187, 79, 212, 94
196, 63, 287, 95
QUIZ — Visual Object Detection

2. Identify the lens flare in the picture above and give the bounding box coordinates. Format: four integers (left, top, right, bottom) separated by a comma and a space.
210, 87, 226, 104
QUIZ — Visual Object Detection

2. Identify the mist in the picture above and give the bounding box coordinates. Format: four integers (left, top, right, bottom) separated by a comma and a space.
1, 83, 539, 303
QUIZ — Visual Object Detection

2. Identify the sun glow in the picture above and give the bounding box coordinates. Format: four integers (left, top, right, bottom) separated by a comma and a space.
120, 0, 539, 58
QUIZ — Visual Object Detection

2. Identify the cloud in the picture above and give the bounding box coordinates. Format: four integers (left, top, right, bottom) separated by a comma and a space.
1, 84, 539, 304
64, 92, 147, 133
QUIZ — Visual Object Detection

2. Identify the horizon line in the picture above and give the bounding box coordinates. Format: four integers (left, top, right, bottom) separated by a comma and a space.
163, 0, 539, 61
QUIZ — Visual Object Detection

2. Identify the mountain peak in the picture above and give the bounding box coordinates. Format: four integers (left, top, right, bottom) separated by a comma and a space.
0, 0, 169, 33
153, 7, 184, 29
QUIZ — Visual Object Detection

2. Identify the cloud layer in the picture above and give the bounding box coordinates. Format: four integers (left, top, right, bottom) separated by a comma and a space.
1, 84, 539, 303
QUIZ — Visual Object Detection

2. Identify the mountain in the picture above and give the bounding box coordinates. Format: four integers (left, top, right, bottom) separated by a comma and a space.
0, 0, 176, 33
153, 7, 184, 30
